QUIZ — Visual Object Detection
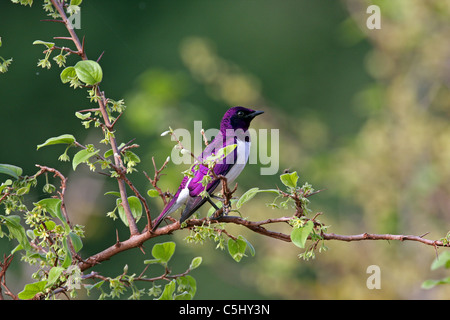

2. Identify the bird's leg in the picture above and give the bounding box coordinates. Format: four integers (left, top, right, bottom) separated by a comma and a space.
209, 194, 232, 217
206, 196, 220, 211
206, 197, 219, 211
206, 197, 224, 219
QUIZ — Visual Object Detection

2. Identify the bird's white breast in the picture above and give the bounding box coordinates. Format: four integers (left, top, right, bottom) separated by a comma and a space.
225, 138, 250, 184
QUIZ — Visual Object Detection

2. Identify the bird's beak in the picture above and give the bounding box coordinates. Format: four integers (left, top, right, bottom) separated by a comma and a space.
247, 110, 264, 118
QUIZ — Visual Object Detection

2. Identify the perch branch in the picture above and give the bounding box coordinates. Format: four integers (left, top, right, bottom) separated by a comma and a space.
78, 213, 450, 273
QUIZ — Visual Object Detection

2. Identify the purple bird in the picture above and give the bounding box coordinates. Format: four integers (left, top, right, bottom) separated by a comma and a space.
152, 106, 264, 230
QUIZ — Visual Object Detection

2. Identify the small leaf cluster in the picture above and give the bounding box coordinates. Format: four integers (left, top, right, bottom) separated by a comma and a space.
0, 164, 85, 299
184, 222, 255, 262
81, 242, 201, 300
184, 222, 228, 249
233, 171, 328, 261
422, 250, 450, 289
85, 265, 146, 300
37, 134, 101, 173
289, 216, 328, 261
0, 37, 13, 73
10, 0, 33, 7
143, 242, 202, 300
61, 60, 103, 87
104, 192, 143, 227
278, 171, 328, 260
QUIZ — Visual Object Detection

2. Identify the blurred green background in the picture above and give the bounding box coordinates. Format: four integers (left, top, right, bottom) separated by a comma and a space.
1, 0, 450, 299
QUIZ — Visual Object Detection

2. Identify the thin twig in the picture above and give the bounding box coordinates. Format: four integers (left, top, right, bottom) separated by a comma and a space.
0, 254, 17, 300
144, 156, 171, 206
34, 165, 71, 227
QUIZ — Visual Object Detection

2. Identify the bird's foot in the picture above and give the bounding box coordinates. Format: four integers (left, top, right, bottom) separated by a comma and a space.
223, 202, 232, 215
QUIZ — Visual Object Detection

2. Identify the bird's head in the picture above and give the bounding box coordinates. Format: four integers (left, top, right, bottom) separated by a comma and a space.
220, 106, 264, 132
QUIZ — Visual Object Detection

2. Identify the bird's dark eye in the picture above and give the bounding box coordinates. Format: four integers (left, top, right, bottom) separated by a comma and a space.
237, 111, 245, 117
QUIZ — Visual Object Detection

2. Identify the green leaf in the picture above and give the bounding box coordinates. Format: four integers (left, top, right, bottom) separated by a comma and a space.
60, 66, 77, 84
227, 237, 247, 262
239, 235, 255, 257
147, 189, 160, 198
70, 0, 82, 6
280, 171, 299, 189
127, 196, 142, 222
152, 241, 176, 264
175, 275, 196, 299
125, 150, 140, 163
16, 183, 31, 196
116, 198, 127, 226
421, 277, 450, 290
174, 292, 192, 300
0, 179, 12, 193
84, 280, 105, 292
34, 198, 66, 223
11, 244, 24, 254
431, 251, 450, 270
72, 148, 100, 171
291, 220, 314, 248
74, 60, 103, 85
69, 232, 83, 252
26, 229, 36, 240
189, 256, 202, 270
157, 280, 176, 300
61, 237, 72, 268
0, 164, 23, 179
1, 215, 32, 252
236, 187, 260, 209
205, 144, 237, 163
143, 259, 160, 265
46, 267, 64, 288
75, 111, 91, 120
32, 40, 55, 49
37, 134, 76, 150
34, 198, 61, 216
216, 144, 237, 158
18, 280, 47, 300
44, 220, 56, 231
104, 191, 121, 197
116, 196, 142, 227
103, 149, 114, 158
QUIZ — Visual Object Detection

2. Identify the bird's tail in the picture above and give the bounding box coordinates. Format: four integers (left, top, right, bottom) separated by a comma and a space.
152, 196, 178, 231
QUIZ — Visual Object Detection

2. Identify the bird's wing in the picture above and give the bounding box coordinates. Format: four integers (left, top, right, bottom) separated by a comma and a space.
180, 134, 238, 222
179, 179, 220, 223
152, 175, 189, 230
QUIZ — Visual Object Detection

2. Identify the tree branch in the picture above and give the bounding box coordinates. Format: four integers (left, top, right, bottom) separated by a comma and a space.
49, 0, 86, 59
321, 232, 447, 247
78, 213, 449, 273
48, 0, 140, 236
